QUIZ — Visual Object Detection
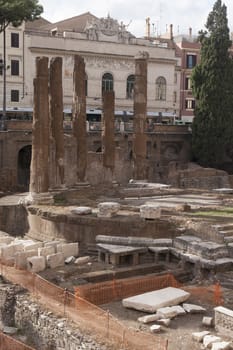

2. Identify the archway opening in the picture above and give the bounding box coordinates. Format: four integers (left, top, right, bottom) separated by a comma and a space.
17, 145, 31, 191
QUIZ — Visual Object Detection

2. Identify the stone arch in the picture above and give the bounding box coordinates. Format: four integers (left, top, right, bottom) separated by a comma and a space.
17, 145, 31, 190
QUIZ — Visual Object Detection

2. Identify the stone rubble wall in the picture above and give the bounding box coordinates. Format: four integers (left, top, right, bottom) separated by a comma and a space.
14, 295, 108, 350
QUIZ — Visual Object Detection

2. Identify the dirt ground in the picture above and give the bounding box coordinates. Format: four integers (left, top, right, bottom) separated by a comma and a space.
101, 285, 233, 350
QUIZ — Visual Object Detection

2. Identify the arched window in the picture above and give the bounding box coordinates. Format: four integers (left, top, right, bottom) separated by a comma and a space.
156, 76, 166, 100
102, 73, 113, 93
126, 74, 135, 99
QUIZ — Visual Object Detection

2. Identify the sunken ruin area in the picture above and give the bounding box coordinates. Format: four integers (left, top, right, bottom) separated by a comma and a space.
1, 183, 233, 349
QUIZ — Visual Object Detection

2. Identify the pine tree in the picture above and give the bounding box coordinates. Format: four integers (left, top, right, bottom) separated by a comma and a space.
191, 0, 233, 167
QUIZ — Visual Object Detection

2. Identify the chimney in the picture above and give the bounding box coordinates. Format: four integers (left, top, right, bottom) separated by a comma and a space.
146, 17, 151, 38
189, 27, 192, 37
170, 24, 173, 40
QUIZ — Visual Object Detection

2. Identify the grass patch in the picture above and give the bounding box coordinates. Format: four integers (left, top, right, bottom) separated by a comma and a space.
191, 207, 233, 217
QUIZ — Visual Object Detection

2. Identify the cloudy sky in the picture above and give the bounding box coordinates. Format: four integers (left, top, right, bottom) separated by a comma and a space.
38, 0, 233, 37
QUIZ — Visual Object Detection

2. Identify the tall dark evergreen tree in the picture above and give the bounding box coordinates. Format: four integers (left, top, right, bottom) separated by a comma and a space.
191, 0, 233, 167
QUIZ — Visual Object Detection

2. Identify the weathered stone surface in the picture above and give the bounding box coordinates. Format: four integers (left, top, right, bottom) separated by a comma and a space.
96, 235, 172, 247
157, 318, 171, 327
74, 256, 91, 265
137, 314, 160, 324
38, 246, 56, 257
157, 305, 185, 319
30, 56, 50, 193
203, 335, 222, 349
15, 250, 38, 269
173, 235, 202, 251
71, 207, 92, 215
133, 52, 148, 180
192, 331, 210, 342
27, 256, 46, 273
122, 287, 190, 313
202, 316, 213, 327
72, 55, 87, 182
50, 56, 65, 187
57, 243, 79, 258
24, 242, 43, 251
97, 202, 120, 218
211, 341, 231, 350
102, 90, 115, 170
140, 205, 161, 219
65, 256, 75, 264
1, 243, 23, 260
183, 303, 206, 314
150, 324, 161, 333
214, 306, 233, 338
0, 236, 14, 244
46, 252, 64, 268
3, 326, 18, 335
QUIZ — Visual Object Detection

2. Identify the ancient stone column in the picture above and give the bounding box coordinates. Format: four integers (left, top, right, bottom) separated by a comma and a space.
102, 90, 115, 170
72, 55, 87, 182
49, 57, 65, 187
132, 52, 149, 180
30, 57, 50, 193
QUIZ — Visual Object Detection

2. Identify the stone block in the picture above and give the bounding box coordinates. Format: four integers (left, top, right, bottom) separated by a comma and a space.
214, 306, 233, 338
65, 256, 75, 264
0, 236, 14, 245
150, 324, 161, 333
157, 305, 185, 319
202, 317, 213, 327
71, 206, 92, 215
137, 314, 161, 324
24, 242, 44, 251
211, 341, 231, 350
27, 256, 46, 273
15, 250, 38, 269
157, 318, 171, 327
192, 331, 210, 342
183, 303, 206, 314
74, 256, 91, 265
203, 335, 222, 349
122, 287, 190, 313
173, 235, 201, 251
97, 202, 120, 218
57, 243, 79, 258
1, 243, 23, 261
46, 252, 64, 268
38, 246, 56, 257
140, 205, 161, 219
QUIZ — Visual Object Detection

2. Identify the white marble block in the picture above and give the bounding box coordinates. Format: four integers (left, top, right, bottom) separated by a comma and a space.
57, 243, 79, 258
46, 252, 64, 268
97, 202, 120, 218
122, 287, 190, 313
140, 205, 161, 219
27, 256, 46, 273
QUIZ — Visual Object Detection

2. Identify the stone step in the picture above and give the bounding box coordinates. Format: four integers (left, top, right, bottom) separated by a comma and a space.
224, 236, 233, 244
215, 223, 233, 231
219, 230, 233, 237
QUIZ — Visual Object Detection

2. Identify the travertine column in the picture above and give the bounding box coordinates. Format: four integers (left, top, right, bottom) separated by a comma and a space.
132, 52, 149, 180
49, 57, 65, 186
30, 57, 49, 193
102, 90, 115, 170
72, 55, 87, 182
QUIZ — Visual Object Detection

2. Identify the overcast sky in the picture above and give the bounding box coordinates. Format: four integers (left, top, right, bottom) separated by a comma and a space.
39, 0, 233, 37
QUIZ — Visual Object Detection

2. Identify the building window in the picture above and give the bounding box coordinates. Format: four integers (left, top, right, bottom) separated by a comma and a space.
11, 33, 19, 48
126, 74, 135, 99
11, 60, 19, 76
156, 76, 166, 100
173, 91, 177, 103
186, 54, 197, 69
185, 99, 195, 110
102, 73, 113, 93
185, 76, 192, 90
11, 90, 19, 102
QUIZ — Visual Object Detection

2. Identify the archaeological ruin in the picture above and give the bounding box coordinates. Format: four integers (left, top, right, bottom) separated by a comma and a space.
1, 52, 233, 350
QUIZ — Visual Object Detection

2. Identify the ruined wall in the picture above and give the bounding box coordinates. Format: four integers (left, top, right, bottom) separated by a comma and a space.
0, 205, 29, 236
27, 207, 177, 251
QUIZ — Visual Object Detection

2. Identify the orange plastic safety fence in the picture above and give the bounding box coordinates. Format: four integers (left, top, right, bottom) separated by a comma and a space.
0, 331, 35, 350
0, 262, 169, 350
76, 273, 181, 305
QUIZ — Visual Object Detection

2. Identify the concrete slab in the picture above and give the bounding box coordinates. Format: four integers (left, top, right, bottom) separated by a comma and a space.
122, 287, 190, 313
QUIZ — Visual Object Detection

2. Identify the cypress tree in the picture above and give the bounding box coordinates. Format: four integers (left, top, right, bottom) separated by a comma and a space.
191, 0, 233, 167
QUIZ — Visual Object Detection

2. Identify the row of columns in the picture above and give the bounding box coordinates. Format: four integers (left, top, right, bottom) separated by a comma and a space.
29, 52, 149, 196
